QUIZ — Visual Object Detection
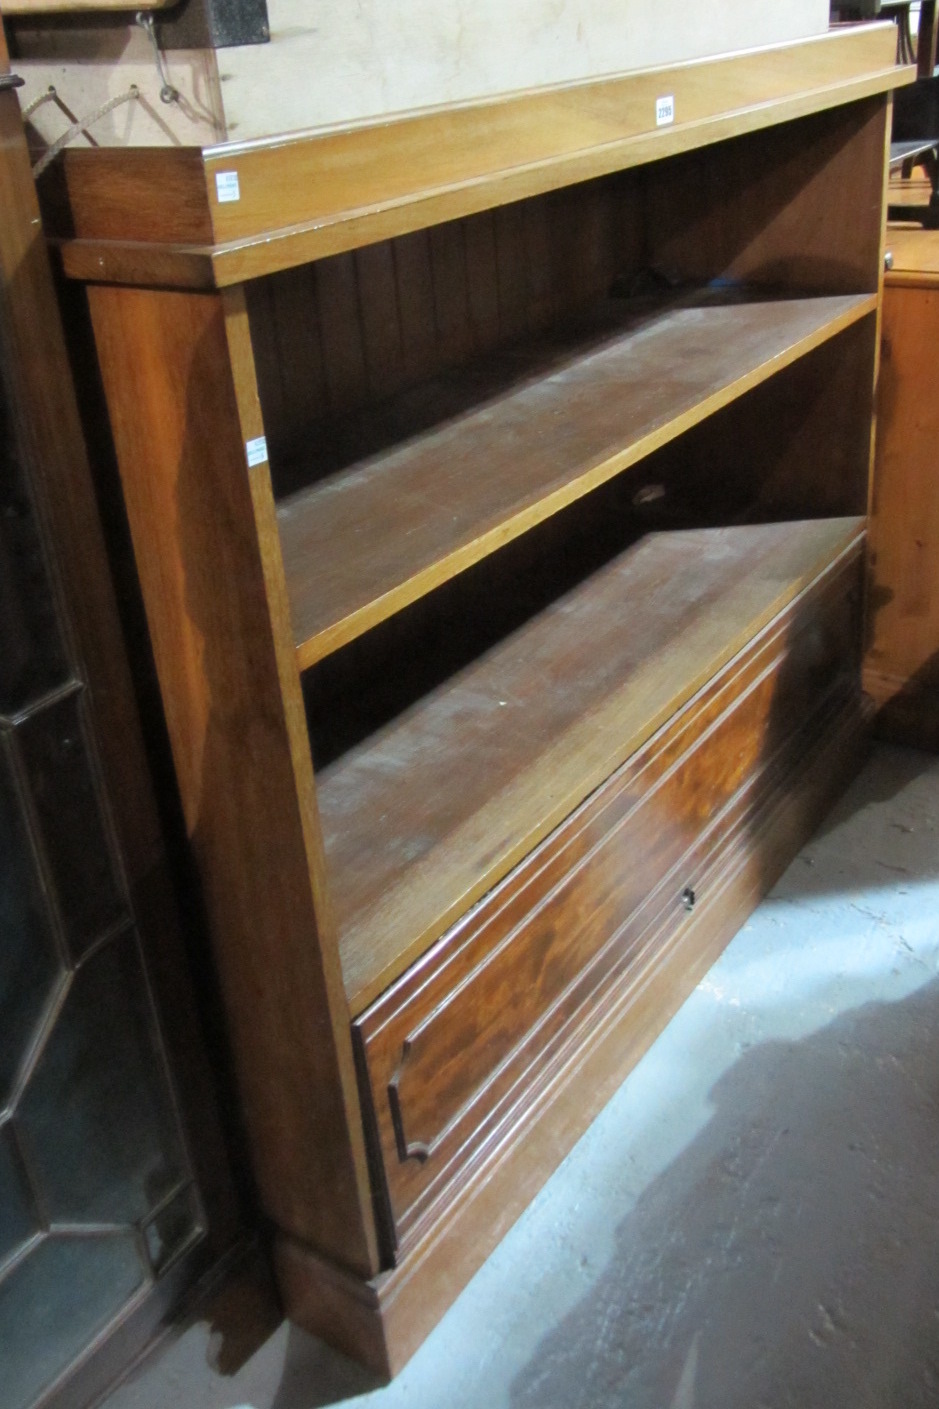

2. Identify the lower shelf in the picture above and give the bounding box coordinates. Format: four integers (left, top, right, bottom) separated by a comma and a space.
317, 515, 865, 1012
354, 537, 863, 1255
278, 665, 870, 1379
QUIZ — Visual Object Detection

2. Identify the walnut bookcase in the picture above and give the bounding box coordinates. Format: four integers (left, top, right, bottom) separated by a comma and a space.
44, 24, 908, 1376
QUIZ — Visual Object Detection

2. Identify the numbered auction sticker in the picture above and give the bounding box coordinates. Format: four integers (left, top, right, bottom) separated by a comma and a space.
246, 436, 268, 467
655, 95, 675, 127
215, 170, 241, 203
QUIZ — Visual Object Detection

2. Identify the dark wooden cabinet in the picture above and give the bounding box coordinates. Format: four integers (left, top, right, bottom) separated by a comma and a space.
41, 22, 906, 1376
0, 19, 238, 1409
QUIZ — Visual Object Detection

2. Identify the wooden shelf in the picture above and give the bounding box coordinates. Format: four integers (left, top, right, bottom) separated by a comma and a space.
278, 290, 875, 668
320, 514, 865, 1013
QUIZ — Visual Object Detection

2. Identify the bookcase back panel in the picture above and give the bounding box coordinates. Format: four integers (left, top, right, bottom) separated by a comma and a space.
247, 173, 643, 491
632, 315, 879, 526
643, 97, 889, 295
249, 97, 887, 509
303, 486, 649, 769
301, 319, 876, 780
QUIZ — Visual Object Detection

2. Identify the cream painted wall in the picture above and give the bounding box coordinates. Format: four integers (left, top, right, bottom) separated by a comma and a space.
218, 0, 831, 142
13, 0, 831, 150
15, 23, 225, 149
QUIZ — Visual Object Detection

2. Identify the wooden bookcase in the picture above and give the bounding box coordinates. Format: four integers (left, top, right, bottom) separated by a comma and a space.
43, 24, 907, 1376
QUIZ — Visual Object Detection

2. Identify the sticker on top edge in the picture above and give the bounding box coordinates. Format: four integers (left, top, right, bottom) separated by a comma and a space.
215, 170, 241, 203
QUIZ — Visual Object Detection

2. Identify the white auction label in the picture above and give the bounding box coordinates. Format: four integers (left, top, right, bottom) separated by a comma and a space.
215, 170, 241, 203
246, 436, 268, 467
655, 95, 675, 127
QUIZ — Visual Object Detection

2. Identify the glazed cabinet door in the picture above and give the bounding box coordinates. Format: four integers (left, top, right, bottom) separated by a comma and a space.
0, 17, 237, 1409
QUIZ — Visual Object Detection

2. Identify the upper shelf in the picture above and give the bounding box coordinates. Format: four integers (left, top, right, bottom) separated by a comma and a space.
278, 287, 876, 669
43, 24, 908, 289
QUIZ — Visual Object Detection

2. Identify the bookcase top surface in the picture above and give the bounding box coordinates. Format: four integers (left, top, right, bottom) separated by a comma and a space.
44, 24, 908, 289
884, 226, 939, 287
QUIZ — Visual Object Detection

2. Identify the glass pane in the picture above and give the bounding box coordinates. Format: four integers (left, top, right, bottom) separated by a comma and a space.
0, 744, 63, 1106
18, 931, 187, 1227
143, 1183, 202, 1275
0, 364, 69, 716
0, 1233, 145, 1409
0, 1122, 37, 1268
15, 692, 127, 962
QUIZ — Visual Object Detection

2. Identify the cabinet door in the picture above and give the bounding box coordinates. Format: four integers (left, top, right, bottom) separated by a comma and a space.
0, 19, 237, 1409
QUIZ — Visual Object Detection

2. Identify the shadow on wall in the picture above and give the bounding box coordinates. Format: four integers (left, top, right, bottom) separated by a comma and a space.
508, 976, 939, 1409
813, 740, 934, 824
868, 650, 939, 757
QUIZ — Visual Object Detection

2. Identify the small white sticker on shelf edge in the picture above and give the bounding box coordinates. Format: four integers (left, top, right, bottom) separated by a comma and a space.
215, 170, 241, 203
246, 436, 268, 467
655, 95, 675, 127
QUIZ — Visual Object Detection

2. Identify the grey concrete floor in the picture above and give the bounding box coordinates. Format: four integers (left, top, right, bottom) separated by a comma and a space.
104, 743, 939, 1409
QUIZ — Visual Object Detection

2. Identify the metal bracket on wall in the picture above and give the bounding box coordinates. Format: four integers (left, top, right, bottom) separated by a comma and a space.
136, 13, 180, 104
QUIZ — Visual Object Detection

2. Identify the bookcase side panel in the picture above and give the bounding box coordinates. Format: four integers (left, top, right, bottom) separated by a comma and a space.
84, 281, 380, 1277
220, 285, 351, 973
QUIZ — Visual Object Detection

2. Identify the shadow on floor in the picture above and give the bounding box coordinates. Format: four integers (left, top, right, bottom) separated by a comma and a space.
812, 743, 936, 837
266, 1330, 380, 1409
509, 977, 939, 1409
760, 745, 939, 912
170, 743, 939, 1409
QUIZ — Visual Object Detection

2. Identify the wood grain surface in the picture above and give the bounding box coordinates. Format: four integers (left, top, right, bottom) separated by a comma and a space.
884, 225, 939, 286
277, 291, 874, 666
41, 147, 214, 246
84, 282, 380, 1276
866, 258, 939, 749
355, 548, 861, 1249
281, 687, 870, 1378
646, 95, 890, 296
252, 97, 886, 503
320, 516, 864, 1013
248, 177, 641, 485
